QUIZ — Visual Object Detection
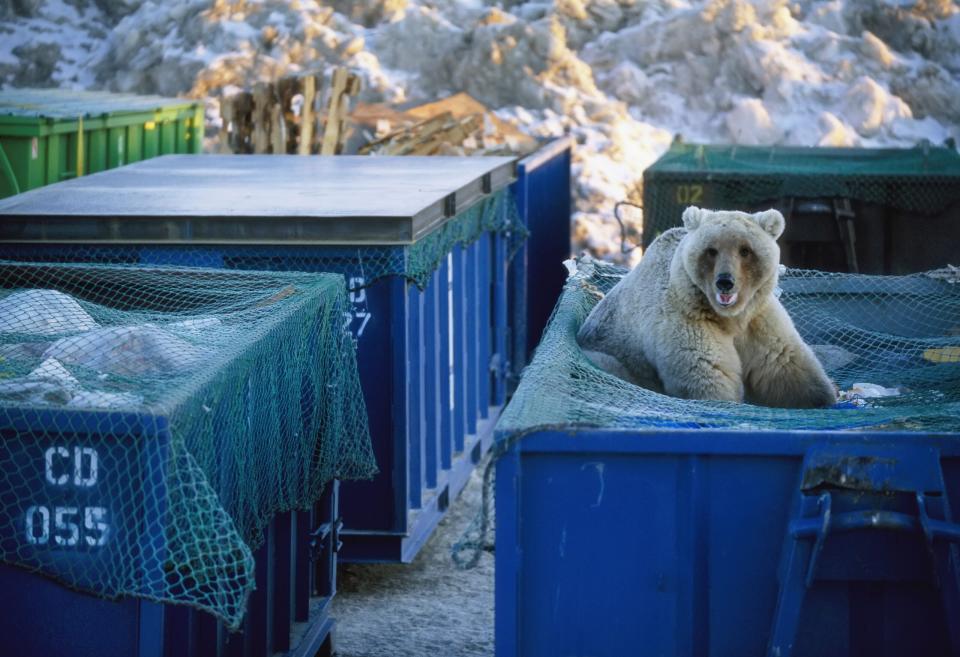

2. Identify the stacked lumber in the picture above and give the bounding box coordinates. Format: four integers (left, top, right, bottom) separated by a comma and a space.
219, 67, 361, 155
358, 112, 484, 155
354, 93, 538, 157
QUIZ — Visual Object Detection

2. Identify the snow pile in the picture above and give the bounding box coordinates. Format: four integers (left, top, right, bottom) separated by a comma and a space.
2, 0, 959, 263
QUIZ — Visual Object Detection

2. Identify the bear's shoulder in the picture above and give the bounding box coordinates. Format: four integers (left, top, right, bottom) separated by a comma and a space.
648, 226, 686, 252
633, 227, 686, 279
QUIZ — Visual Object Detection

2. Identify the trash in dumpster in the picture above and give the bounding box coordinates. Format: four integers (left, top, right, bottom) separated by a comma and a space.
840, 382, 903, 400
43, 324, 208, 377
0, 289, 99, 335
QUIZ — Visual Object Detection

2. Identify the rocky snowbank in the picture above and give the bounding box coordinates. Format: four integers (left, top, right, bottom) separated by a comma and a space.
2, 0, 958, 262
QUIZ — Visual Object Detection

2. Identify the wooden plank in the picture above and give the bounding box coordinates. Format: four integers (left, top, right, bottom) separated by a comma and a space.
405, 92, 537, 151
372, 112, 485, 157
351, 103, 415, 129
276, 76, 303, 154
219, 92, 255, 154
320, 68, 348, 155
252, 82, 273, 154
270, 101, 285, 154
365, 113, 453, 155
320, 68, 360, 156
298, 74, 317, 155
218, 94, 236, 153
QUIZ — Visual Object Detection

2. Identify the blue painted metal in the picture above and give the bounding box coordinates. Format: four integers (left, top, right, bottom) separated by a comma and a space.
496, 429, 960, 657
0, 422, 339, 657
493, 231, 509, 406
162, 482, 340, 657
452, 245, 469, 455
466, 241, 480, 435
509, 138, 573, 379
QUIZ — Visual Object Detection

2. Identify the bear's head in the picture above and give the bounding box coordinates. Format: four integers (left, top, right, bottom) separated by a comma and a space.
679, 206, 784, 317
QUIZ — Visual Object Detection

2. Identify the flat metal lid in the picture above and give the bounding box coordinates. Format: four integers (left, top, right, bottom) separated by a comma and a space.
0, 154, 518, 245
0, 88, 199, 120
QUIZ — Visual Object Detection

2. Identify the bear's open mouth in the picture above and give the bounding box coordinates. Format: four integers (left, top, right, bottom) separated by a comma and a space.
715, 291, 738, 306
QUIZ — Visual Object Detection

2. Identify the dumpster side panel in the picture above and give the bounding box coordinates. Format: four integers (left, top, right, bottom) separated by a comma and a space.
87, 127, 108, 174
0, 135, 40, 196
512, 452, 689, 657
339, 276, 408, 535
191, 107, 205, 154
497, 431, 960, 657
108, 126, 126, 168
0, 418, 338, 657
514, 141, 572, 362
143, 122, 160, 159
0, 565, 162, 657
159, 120, 177, 155
126, 124, 144, 164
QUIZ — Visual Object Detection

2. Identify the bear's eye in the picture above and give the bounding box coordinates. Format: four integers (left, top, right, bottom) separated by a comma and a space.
739, 246, 752, 258
705, 247, 718, 257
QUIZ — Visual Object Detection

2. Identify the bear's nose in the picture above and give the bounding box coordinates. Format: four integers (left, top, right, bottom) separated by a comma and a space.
715, 273, 734, 292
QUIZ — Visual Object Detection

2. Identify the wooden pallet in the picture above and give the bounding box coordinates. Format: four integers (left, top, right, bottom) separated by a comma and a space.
219, 68, 361, 155
356, 92, 538, 157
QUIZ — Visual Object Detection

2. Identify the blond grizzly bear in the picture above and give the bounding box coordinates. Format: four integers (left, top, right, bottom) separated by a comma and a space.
577, 206, 836, 408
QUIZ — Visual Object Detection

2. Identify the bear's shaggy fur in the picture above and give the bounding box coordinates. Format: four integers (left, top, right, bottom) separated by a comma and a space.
577, 206, 836, 408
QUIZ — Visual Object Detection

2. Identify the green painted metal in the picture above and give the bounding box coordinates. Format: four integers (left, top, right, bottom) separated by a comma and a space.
642, 141, 960, 249
0, 142, 20, 196
0, 88, 203, 199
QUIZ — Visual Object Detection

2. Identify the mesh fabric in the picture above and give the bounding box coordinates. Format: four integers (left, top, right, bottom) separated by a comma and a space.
497, 258, 960, 437
643, 142, 960, 246
0, 262, 375, 628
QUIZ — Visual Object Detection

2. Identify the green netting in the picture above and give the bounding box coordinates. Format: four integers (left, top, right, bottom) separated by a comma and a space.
497, 258, 960, 437
0, 262, 376, 629
406, 188, 525, 289
642, 142, 960, 245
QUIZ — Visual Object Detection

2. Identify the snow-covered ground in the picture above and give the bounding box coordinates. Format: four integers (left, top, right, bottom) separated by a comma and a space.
2, 0, 958, 263
332, 456, 495, 657
2, 2, 959, 655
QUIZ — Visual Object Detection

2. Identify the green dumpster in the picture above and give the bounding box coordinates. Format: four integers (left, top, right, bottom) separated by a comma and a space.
642, 141, 960, 274
0, 88, 203, 199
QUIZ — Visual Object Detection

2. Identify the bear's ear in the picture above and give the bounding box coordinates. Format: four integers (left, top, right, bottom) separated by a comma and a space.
682, 206, 704, 232
754, 209, 785, 240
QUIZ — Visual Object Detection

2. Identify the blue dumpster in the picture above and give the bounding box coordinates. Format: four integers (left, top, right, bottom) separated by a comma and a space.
0, 153, 520, 563
0, 262, 373, 656
509, 137, 573, 378
0, 488, 340, 657
494, 260, 960, 657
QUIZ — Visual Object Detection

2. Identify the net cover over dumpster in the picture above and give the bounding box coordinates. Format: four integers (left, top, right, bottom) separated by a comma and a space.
498, 258, 960, 437
0, 262, 375, 628
642, 142, 960, 246
222, 185, 522, 290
